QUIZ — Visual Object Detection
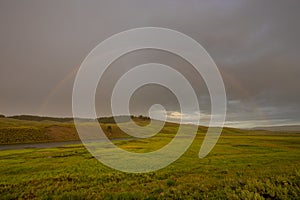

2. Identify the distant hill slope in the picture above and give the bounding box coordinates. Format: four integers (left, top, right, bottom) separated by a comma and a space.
252, 125, 300, 132
1, 115, 298, 145
0, 117, 133, 144
7, 115, 74, 122
0, 116, 158, 144
7, 115, 150, 124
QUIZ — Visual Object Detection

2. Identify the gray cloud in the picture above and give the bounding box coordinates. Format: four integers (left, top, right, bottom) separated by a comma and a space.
0, 0, 299, 127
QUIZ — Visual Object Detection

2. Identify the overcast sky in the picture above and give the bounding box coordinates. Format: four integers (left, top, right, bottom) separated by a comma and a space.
0, 0, 299, 128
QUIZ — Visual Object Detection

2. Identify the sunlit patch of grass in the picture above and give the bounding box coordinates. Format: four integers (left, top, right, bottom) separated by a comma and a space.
0, 131, 300, 199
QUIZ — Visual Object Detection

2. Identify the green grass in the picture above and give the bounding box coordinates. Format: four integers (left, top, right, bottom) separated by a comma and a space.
0, 118, 134, 144
0, 131, 299, 199
0, 117, 158, 144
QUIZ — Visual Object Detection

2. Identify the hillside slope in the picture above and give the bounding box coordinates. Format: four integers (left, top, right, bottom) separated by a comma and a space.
1, 116, 296, 145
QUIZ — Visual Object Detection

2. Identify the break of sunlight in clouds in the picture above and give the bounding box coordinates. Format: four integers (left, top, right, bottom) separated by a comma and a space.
168, 112, 182, 119
151, 110, 223, 127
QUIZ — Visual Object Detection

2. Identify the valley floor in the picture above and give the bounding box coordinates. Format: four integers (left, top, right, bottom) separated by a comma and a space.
0, 133, 299, 199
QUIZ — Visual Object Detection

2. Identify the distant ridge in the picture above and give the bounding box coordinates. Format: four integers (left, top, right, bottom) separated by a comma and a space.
6, 114, 151, 124
1, 114, 299, 145
7, 115, 74, 122
252, 125, 300, 132
0, 115, 151, 144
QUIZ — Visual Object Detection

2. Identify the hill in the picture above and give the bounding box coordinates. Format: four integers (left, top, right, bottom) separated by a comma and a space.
0, 115, 298, 145
252, 125, 300, 132
0, 115, 161, 144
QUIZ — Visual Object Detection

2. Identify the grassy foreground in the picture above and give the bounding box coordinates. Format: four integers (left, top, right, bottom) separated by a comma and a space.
0, 131, 299, 199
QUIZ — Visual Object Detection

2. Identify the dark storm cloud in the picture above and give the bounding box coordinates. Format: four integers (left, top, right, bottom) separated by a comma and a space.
0, 0, 299, 127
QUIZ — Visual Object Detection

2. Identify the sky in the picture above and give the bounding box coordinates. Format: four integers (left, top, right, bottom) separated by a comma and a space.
0, 0, 299, 128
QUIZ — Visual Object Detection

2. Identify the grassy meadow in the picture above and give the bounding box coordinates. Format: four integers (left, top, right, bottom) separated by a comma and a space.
0, 117, 299, 199
0, 116, 134, 144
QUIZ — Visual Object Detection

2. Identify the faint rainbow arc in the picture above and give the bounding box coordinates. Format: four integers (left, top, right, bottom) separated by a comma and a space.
37, 66, 79, 115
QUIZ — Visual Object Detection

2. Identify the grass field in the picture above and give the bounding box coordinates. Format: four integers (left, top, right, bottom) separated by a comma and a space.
0, 117, 299, 199
0, 117, 143, 144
